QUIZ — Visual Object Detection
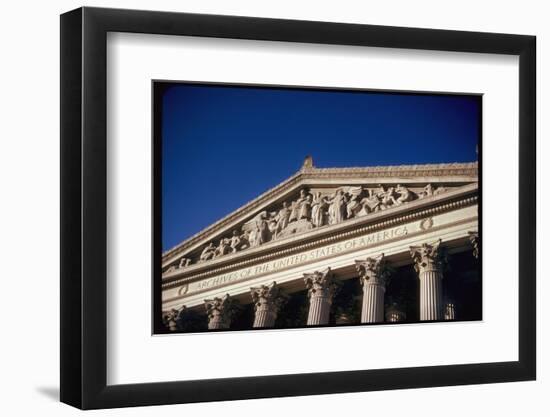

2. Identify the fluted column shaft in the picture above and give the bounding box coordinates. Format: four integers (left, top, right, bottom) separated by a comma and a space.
208, 314, 229, 330
304, 268, 338, 326
307, 292, 332, 325
361, 283, 386, 323
419, 269, 443, 321
251, 282, 285, 328
253, 306, 278, 328
205, 295, 232, 330
411, 240, 445, 321
356, 255, 389, 323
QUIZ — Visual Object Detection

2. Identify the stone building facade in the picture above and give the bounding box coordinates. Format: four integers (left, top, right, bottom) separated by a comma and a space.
160, 157, 480, 332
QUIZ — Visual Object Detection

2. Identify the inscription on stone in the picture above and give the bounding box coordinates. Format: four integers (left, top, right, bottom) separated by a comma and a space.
189, 225, 410, 294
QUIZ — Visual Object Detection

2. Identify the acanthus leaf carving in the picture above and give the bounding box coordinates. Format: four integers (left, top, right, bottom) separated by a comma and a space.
410, 239, 445, 274
204, 294, 234, 329
162, 306, 186, 332
355, 253, 391, 287
303, 267, 340, 300
250, 281, 287, 312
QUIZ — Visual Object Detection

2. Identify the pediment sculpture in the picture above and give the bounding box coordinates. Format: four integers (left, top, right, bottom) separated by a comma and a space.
164, 182, 449, 272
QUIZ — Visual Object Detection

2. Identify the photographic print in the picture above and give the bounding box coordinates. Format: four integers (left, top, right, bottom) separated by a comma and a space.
60, 9, 535, 407
155, 82, 481, 334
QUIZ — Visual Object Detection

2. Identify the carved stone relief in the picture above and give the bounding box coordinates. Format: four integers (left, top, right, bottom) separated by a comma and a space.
163, 182, 458, 272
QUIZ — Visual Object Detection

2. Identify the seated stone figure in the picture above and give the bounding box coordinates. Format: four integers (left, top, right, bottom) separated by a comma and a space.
199, 242, 216, 262
394, 184, 414, 205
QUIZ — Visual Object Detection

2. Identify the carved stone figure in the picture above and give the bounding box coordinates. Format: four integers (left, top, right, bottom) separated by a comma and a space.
420, 183, 434, 199
244, 211, 272, 247
288, 200, 299, 223
255, 213, 271, 245
433, 186, 446, 195
362, 189, 382, 213
178, 257, 192, 268
311, 192, 328, 227
182, 181, 454, 266
199, 242, 216, 262
274, 202, 291, 235
214, 238, 231, 258
298, 193, 313, 220
419, 183, 446, 199
230, 230, 247, 253
244, 229, 253, 247
380, 186, 397, 208
394, 184, 414, 205
230, 230, 241, 253
345, 186, 364, 218
328, 189, 347, 224
268, 218, 279, 236
289, 189, 309, 223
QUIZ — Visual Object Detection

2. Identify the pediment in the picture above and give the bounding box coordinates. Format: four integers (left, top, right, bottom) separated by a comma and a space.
162, 161, 478, 273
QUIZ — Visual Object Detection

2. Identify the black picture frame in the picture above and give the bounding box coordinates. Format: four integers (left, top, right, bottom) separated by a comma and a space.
60, 6, 536, 410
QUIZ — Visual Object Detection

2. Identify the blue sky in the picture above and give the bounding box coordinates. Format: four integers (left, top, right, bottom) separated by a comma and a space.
160, 83, 480, 251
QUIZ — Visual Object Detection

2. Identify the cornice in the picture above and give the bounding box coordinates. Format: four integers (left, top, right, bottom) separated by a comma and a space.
302, 162, 478, 179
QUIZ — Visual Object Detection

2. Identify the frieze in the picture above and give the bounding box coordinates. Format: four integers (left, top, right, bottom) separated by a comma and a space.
181, 224, 411, 295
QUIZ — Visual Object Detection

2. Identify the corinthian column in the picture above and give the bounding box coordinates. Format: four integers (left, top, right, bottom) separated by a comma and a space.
204, 294, 233, 330
304, 268, 338, 325
410, 240, 445, 321
250, 282, 286, 328
355, 254, 389, 323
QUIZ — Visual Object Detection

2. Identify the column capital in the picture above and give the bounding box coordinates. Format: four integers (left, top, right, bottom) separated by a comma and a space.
204, 294, 233, 329
303, 268, 339, 299
250, 282, 287, 311
250, 282, 286, 328
410, 239, 445, 274
162, 306, 185, 331
355, 253, 390, 287
468, 231, 479, 259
